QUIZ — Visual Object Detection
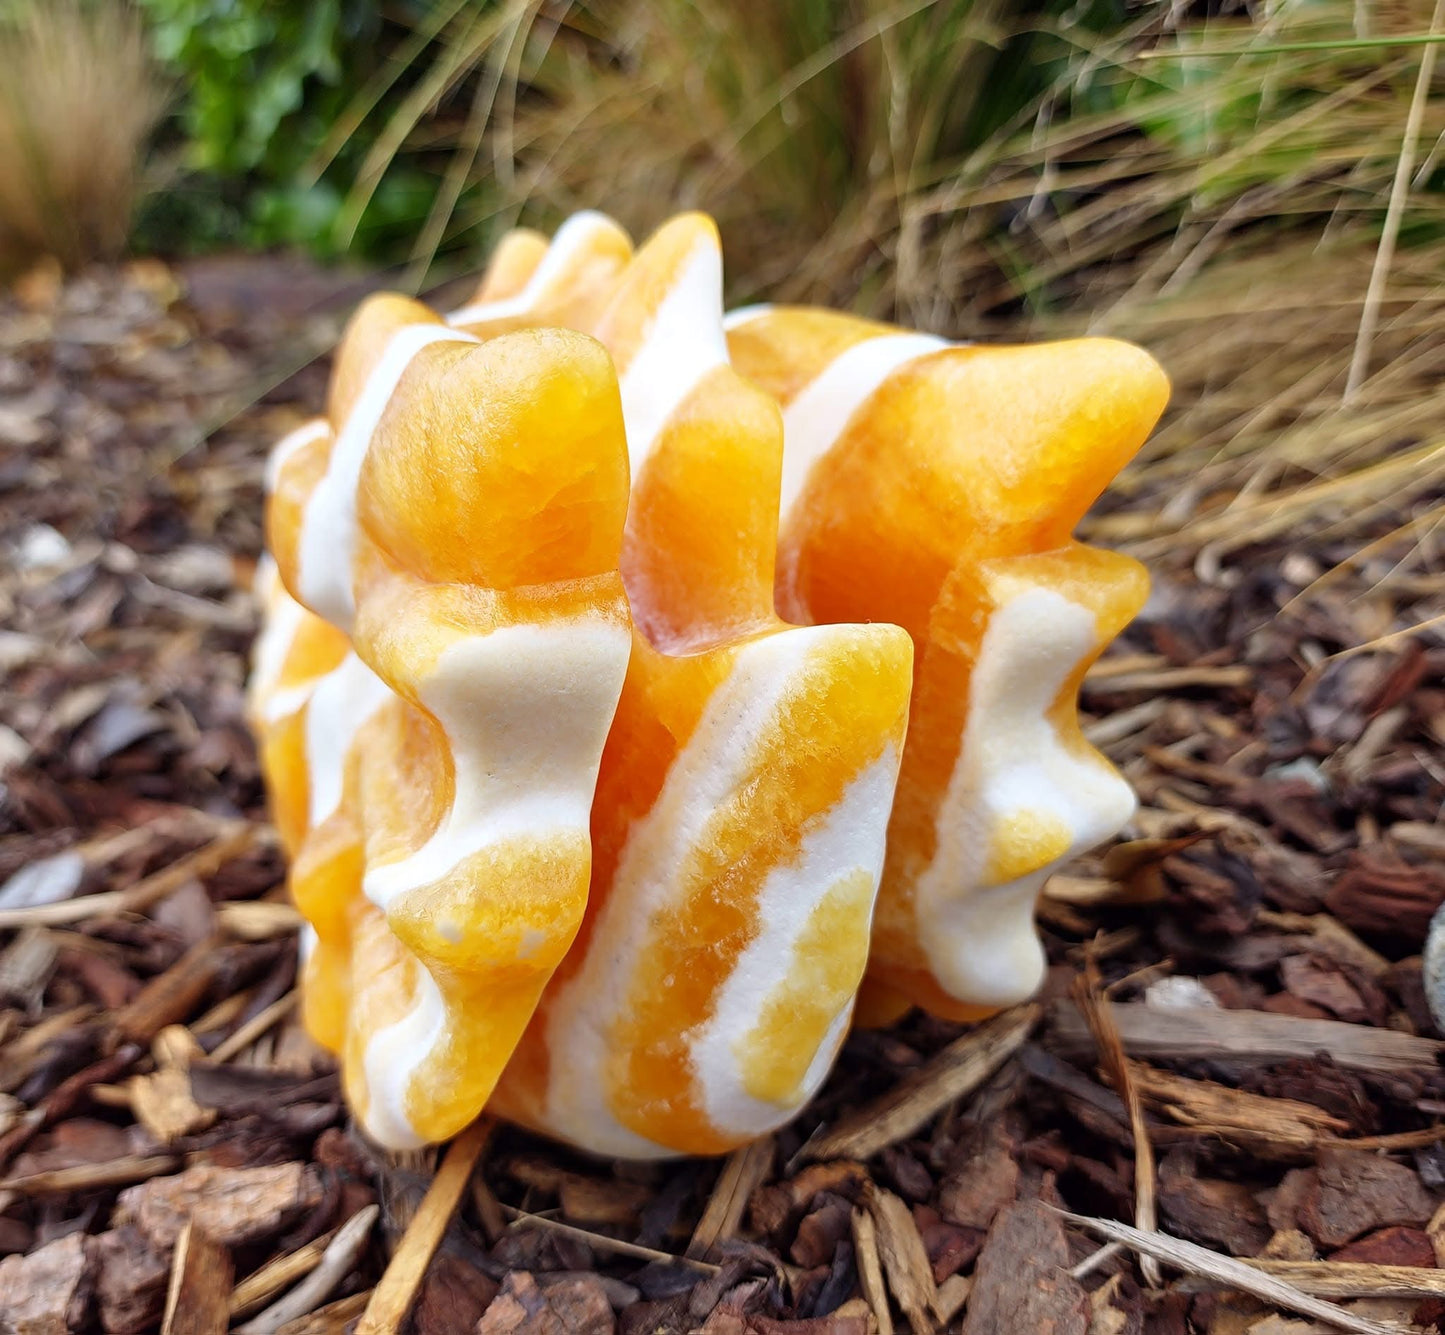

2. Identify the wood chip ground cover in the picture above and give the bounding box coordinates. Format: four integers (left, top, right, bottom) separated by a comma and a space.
0, 260, 1442, 1334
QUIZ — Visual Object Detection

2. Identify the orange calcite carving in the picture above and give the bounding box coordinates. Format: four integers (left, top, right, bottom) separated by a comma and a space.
253, 309, 633, 1148
486, 216, 913, 1157
725, 309, 1168, 1022
249, 208, 1168, 1154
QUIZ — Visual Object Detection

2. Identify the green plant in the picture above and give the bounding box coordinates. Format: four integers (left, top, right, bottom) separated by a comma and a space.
135, 0, 465, 256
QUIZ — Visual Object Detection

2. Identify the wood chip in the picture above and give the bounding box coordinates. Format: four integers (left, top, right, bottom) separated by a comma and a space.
129, 1066, 214, 1144
0, 1043, 140, 1168
1195, 1258, 1445, 1299
356, 1118, 493, 1335
229, 1227, 343, 1319
0, 927, 57, 1001
161, 1222, 233, 1335
209, 991, 296, 1063
1131, 1063, 1349, 1154
1299, 1148, 1436, 1248
470, 1174, 507, 1245
851, 1203, 893, 1335
235, 1204, 377, 1335
866, 1183, 940, 1335
1087, 664, 1254, 692
933, 1274, 971, 1326
498, 1155, 653, 1227
0, 1152, 180, 1195
94, 1224, 171, 1334
1049, 1002, 1444, 1076
961, 1200, 1088, 1335
109, 935, 230, 1050
687, 1136, 774, 1259
115, 1161, 324, 1249
275, 1291, 372, 1335
805, 1004, 1039, 1161
475, 1271, 614, 1335
216, 900, 303, 941
0, 1231, 94, 1335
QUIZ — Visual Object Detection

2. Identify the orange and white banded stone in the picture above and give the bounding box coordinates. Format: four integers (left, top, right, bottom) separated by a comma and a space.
447, 210, 632, 339
250, 206, 1168, 1156
488, 215, 914, 1157
725, 306, 1169, 1022
255, 297, 632, 1149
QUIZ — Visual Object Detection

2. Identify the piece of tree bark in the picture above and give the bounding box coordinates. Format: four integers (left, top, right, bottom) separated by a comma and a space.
0, 1232, 96, 1335
866, 1184, 939, 1335
961, 1200, 1089, 1335
160, 1222, 233, 1335
115, 1161, 323, 1249
850, 1205, 893, 1335
1048, 1002, 1443, 1076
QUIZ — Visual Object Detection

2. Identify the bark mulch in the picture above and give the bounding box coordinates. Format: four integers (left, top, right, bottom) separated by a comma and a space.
0, 258, 1443, 1335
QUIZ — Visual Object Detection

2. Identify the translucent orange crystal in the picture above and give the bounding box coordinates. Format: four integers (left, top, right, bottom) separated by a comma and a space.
487, 216, 912, 1157
726, 310, 1168, 1022
250, 209, 1168, 1153
253, 307, 632, 1147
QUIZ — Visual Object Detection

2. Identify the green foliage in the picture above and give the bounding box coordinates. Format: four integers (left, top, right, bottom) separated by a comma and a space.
134, 0, 459, 257
141, 0, 346, 174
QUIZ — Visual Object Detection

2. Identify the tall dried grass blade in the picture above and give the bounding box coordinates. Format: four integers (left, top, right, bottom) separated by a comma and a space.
0, 0, 164, 271
1344, 0, 1445, 399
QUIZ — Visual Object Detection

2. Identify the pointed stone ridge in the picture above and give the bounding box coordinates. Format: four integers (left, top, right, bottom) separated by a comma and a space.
488, 215, 913, 1157
726, 310, 1168, 1023
252, 297, 632, 1149
249, 208, 1169, 1154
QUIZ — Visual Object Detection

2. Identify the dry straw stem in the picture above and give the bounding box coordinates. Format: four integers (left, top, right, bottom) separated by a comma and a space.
1345, 0, 1445, 398
1188, 1259, 1445, 1299
1075, 958, 1160, 1287
1059, 1211, 1407, 1334
371, 0, 1445, 609
500, 1205, 720, 1273
0, 0, 164, 272
357, 1118, 493, 1335
802, 1002, 1039, 1162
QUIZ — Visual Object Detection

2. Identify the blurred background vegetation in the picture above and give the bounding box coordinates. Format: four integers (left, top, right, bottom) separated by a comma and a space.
0, 0, 1442, 564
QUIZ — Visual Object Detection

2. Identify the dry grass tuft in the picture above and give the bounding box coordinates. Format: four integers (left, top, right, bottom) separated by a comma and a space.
1075, 238, 1445, 567
492, 0, 1445, 578
0, 0, 165, 273
313, 0, 1445, 603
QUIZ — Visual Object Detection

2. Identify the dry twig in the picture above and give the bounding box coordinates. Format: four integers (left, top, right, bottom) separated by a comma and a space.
804, 1004, 1039, 1161
1060, 1211, 1407, 1335
356, 1119, 492, 1335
